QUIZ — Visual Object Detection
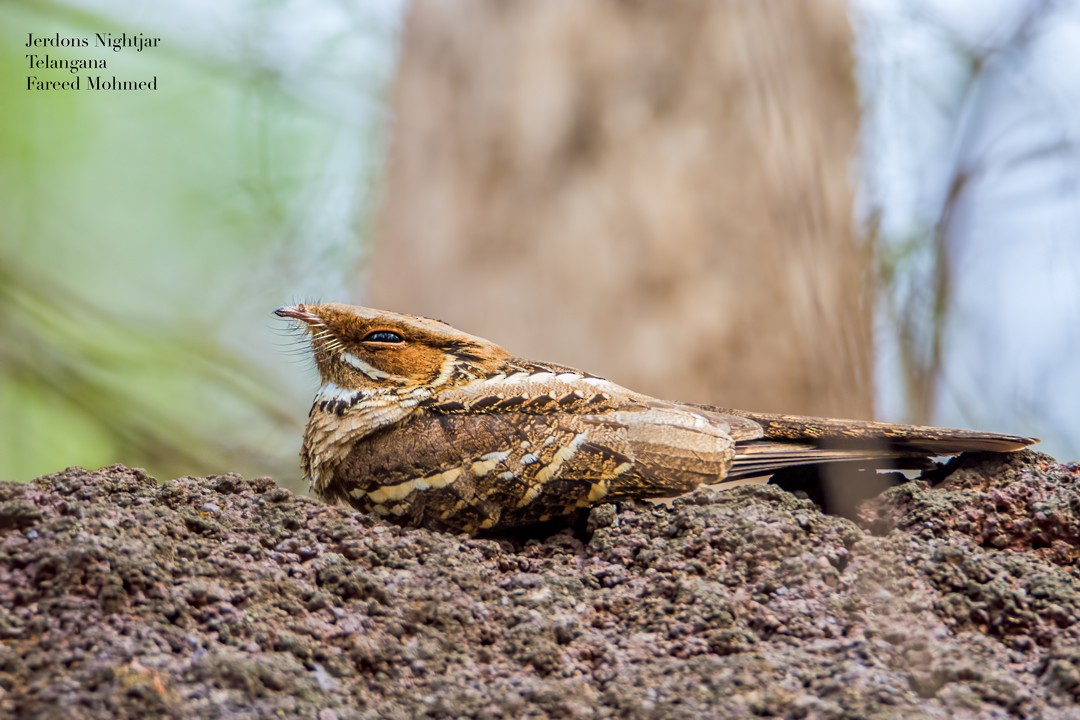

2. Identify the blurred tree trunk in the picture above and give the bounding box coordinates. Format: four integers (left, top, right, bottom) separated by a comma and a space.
367, 0, 872, 418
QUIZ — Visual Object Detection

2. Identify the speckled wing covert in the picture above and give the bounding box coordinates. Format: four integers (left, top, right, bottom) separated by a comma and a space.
320, 365, 762, 534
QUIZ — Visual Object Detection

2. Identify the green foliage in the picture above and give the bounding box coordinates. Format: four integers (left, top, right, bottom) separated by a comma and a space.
0, 2, 393, 485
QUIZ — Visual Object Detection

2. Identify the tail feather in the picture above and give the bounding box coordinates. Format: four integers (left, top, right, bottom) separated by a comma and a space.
728, 441, 932, 479
704, 408, 1039, 480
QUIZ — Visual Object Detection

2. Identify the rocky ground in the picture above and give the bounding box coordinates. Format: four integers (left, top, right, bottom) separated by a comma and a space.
0, 451, 1078, 718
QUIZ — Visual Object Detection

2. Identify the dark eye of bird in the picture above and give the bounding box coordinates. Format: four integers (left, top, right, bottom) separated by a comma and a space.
361, 330, 404, 344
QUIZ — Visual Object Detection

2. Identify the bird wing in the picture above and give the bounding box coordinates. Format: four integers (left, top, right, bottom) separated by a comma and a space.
329, 401, 742, 533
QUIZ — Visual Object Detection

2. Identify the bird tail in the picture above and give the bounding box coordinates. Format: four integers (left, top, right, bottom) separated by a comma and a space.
708, 409, 1037, 480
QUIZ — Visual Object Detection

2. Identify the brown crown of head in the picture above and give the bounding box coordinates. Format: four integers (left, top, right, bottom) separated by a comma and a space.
275, 303, 510, 390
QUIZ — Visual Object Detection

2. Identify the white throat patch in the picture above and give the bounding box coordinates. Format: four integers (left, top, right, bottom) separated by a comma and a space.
316, 381, 363, 404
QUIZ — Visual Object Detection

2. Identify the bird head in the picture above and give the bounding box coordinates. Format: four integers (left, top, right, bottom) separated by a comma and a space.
275, 303, 510, 392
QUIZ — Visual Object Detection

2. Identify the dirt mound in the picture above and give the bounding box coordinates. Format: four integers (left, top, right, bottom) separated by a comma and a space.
0, 451, 1077, 718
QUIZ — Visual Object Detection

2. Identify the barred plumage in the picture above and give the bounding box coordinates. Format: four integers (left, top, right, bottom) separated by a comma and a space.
276, 303, 1037, 534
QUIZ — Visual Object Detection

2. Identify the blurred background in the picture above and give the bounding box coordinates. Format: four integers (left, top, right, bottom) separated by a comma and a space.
2, 0, 1077, 493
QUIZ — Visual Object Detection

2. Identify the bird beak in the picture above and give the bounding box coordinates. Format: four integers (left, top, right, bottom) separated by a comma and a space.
274, 305, 321, 324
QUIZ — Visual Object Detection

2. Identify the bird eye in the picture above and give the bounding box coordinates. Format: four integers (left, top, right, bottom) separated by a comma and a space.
361, 330, 404, 344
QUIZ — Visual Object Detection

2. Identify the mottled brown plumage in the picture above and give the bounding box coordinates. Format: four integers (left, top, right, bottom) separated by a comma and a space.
276, 303, 1037, 534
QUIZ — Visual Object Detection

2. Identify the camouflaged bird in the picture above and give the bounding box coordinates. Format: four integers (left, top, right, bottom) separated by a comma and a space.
276, 303, 1037, 534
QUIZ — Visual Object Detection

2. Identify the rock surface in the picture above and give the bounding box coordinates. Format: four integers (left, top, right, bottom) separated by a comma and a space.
0, 452, 1078, 718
